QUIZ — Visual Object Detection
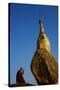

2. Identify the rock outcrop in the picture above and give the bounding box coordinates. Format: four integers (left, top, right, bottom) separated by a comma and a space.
31, 18, 58, 85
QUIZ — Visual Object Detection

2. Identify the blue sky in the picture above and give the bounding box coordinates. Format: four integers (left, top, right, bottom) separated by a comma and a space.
9, 3, 58, 85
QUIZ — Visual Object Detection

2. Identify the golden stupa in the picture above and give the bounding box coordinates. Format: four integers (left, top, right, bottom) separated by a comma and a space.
37, 18, 50, 52
31, 18, 58, 85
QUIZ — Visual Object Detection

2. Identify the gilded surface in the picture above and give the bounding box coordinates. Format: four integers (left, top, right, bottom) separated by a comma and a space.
31, 18, 58, 85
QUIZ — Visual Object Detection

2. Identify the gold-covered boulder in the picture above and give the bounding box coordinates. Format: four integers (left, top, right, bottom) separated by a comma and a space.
31, 49, 58, 85
31, 18, 58, 85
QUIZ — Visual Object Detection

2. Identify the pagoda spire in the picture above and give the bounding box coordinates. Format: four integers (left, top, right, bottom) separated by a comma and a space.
37, 18, 51, 52
39, 17, 44, 34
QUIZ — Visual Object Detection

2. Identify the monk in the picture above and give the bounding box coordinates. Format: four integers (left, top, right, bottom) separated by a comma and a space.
16, 67, 26, 85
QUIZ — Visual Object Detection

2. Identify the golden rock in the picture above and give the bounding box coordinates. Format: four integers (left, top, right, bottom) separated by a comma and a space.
31, 18, 58, 85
